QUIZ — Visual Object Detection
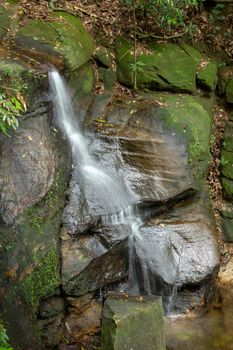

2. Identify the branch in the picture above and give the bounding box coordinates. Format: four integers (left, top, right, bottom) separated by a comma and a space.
137, 28, 188, 40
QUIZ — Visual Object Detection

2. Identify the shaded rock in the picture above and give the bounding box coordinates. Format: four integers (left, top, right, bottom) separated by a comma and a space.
0, 114, 56, 224
38, 297, 65, 319
94, 46, 112, 67
222, 177, 233, 199
226, 78, 233, 103
220, 150, 233, 179
101, 294, 165, 350
61, 226, 128, 296
0, 68, 70, 349
217, 65, 233, 96
65, 299, 101, 342
99, 67, 117, 90
116, 38, 202, 92
218, 260, 233, 285
197, 60, 218, 91
0, 3, 15, 40
15, 12, 94, 70
37, 314, 64, 349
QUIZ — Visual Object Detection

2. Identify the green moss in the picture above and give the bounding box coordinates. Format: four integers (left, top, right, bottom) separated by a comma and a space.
226, 78, 233, 104
17, 12, 94, 70
220, 151, 233, 180
0, 4, 14, 40
222, 177, 233, 199
21, 249, 59, 313
197, 60, 218, 91
153, 93, 212, 182
115, 38, 202, 92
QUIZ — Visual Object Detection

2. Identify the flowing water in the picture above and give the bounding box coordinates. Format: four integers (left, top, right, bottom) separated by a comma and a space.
49, 69, 146, 295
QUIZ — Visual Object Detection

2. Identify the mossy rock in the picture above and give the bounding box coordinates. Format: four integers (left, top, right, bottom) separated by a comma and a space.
0, 4, 14, 40
99, 67, 117, 89
222, 177, 233, 199
226, 78, 233, 104
115, 38, 202, 92
217, 65, 233, 97
94, 46, 112, 67
101, 295, 165, 350
222, 124, 233, 152
220, 150, 233, 180
16, 12, 94, 70
197, 60, 218, 91
143, 93, 212, 184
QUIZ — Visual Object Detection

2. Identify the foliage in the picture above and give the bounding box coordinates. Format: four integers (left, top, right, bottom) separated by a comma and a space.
0, 93, 24, 136
124, 0, 200, 29
0, 321, 13, 350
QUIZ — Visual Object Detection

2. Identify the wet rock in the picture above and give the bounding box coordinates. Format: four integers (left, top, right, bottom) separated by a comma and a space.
116, 38, 202, 92
0, 67, 70, 349
61, 226, 128, 295
15, 12, 94, 70
218, 259, 233, 285
0, 114, 56, 224
99, 67, 117, 90
101, 294, 165, 350
131, 197, 219, 295
197, 60, 218, 91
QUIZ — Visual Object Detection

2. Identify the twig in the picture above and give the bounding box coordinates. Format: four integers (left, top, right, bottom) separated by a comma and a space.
137, 28, 188, 40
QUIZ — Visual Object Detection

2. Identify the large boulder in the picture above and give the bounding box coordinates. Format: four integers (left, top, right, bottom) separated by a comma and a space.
115, 38, 202, 92
61, 92, 217, 303
0, 59, 70, 349
197, 60, 218, 91
101, 294, 165, 350
15, 12, 94, 70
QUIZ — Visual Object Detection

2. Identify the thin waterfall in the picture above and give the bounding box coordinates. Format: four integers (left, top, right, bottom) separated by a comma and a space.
49, 69, 170, 297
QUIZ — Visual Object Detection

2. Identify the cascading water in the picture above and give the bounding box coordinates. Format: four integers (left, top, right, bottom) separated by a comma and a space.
49, 69, 177, 303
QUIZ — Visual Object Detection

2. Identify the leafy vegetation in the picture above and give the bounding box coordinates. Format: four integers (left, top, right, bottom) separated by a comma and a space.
0, 321, 13, 350
0, 93, 25, 135
124, 0, 200, 29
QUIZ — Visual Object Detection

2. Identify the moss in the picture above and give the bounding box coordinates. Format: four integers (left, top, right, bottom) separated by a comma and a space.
152, 93, 212, 182
16, 12, 94, 70
197, 60, 218, 91
220, 151, 233, 180
0, 4, 14, 40
222, 177, 233, 199
226, 78, 233, 104
115, 38, 202, 92
21, 249, 60, 313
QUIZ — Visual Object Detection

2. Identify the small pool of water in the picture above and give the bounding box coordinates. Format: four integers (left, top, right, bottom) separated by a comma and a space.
165, 287, 233, 350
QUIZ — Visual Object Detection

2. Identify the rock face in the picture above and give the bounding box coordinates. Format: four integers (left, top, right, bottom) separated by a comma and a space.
115, 38, 202, 92
61, 92, 218, 316
15, 12, 94, 69
101, 294, 166, 350
0, 59, 70, 350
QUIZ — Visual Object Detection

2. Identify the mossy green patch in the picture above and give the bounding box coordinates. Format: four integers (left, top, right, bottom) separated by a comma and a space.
222, 177, 233, 199
150, 93, 212, 183
115, 38, 202, 92
226, 78, 233, 104
197, 60, 218, 91
21, 249, 59, 313
220, 150, 233, 180
0, 4, 14, 40
68, 62, 94, 98
16, 12, 94, 70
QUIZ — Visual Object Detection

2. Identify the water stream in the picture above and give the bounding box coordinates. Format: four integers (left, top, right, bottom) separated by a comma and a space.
49, 69, 147, 295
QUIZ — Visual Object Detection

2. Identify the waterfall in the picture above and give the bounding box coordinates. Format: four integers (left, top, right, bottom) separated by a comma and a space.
49, 69, 174, 299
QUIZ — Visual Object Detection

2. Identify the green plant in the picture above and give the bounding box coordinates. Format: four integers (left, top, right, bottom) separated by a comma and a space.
0, 321, 13, 350
130, 60, 145, 90
124, 0, 200, 29
0, 93, 24, 135
220, 155, 229, 166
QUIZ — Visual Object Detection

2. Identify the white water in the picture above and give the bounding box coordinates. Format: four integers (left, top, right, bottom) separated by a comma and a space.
49, 69, 144, 294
